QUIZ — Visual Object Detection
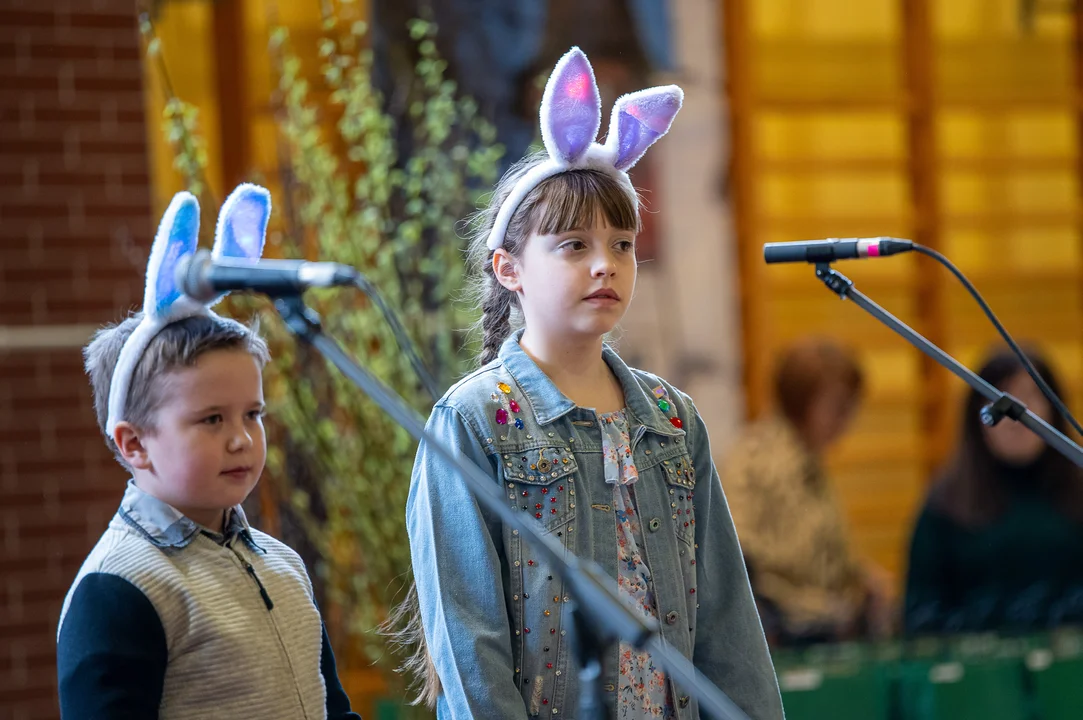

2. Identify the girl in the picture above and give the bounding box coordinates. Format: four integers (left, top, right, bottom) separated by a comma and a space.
405, 47, 783, 719
905, 348, 1083, 635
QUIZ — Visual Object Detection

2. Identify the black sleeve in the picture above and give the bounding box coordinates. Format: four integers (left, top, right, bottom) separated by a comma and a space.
57, 572, 167, 719
904, 504, 955, 636
321, 622, 363, 719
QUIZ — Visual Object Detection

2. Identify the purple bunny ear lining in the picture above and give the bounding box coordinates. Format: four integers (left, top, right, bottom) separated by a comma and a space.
607, 87, 683, 171
214, 184, 271, 261
614, 113, 663, 170
541, 47, 602, 164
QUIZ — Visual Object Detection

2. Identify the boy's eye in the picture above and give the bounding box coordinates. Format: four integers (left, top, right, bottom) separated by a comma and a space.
247, 409, 265, 421
202, 414, 223, 425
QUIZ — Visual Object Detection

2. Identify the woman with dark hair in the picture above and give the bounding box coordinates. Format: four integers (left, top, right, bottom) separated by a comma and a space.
723, 337, 894, 646
905, 348, 1083, 635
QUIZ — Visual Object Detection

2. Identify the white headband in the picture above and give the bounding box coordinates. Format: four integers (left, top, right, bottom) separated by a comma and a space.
105, 183, 272, 436
486, 46, 684, 251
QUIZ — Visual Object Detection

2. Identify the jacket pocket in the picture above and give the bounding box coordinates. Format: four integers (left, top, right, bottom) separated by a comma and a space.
661, 454, 697, 545
501, 445, 578, 533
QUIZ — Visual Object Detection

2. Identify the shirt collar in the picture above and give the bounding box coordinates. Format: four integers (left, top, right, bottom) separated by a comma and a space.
498, 329, 684, 438
118, 479, 255, 550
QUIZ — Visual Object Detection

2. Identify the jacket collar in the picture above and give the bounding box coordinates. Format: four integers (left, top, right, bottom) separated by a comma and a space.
118, 479, 256, 551
498, 329, 684, 438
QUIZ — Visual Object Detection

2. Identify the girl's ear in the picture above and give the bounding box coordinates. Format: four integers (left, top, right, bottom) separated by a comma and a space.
492, 249, 522, 292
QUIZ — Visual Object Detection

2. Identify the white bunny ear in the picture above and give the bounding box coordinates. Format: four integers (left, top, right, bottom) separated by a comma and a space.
213, 183, 270, 262
605, 85, 684, 171
540, 47, 602, 164
144, 191, 201, 320
108, 191, 204, 435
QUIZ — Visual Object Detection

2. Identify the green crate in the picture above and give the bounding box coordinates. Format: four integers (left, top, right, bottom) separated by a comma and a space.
776, 652, 893, 720
1025, 631, 1083, 720
897, 657, 1029, 720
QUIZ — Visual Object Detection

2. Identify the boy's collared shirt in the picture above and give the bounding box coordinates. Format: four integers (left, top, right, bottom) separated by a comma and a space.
57, 481, 359, 720
118, 479, 261, 551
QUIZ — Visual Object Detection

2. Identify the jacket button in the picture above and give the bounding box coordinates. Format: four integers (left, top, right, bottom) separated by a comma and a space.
648, 518, 661, 532
679, 696, 690, 708
665, 611, 679, 625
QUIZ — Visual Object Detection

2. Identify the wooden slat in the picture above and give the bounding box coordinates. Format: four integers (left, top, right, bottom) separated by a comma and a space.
728, 0, 1083, 592
213, 0, 249, 191
722, 0, 769, 420
903, 0, 952, 475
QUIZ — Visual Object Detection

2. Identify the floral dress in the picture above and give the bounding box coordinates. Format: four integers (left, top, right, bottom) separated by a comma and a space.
600, 410, 675, 719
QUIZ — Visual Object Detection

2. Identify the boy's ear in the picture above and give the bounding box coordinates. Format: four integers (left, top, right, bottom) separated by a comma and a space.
492, 249, 522, 293
113, 422, 153, 471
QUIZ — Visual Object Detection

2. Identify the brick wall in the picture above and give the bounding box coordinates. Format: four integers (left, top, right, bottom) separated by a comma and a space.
0, 2, 151, 717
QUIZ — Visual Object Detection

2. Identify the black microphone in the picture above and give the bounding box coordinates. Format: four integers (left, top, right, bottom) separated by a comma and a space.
176, 249, 360, 302
763, 237, 913, 264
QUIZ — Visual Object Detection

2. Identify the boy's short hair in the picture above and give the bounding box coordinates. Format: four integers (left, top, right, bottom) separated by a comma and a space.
84, 312, 271, 469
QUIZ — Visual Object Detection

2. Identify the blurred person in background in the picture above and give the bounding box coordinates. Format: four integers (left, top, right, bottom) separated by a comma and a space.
905, 348, 1083, 635
723, 338, 895, 646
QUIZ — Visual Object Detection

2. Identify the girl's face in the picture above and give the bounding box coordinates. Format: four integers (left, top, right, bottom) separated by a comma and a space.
494, 213, 637, 344
982, 370, 1053, 465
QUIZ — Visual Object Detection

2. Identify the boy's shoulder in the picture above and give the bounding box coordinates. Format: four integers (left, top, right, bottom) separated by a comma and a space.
63, 517, 310, 606
72, 517, 173, 584
245, 527, 312, 584
58, 519, 168, 637
59, 517, 316, 638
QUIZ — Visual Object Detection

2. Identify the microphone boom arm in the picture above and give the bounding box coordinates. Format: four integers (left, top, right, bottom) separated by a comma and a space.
813, 262, 1083, 468
270, 294, 753, 720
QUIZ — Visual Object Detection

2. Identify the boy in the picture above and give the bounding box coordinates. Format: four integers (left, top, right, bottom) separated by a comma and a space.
59, 313, 359, 718
57, 309, 360, 719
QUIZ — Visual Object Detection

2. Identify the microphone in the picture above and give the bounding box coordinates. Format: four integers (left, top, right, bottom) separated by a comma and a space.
176, 249, 360, 302
763, 237, 914, 264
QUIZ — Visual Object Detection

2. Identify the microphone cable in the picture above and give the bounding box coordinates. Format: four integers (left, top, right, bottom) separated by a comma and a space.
912, 243, 1083, 437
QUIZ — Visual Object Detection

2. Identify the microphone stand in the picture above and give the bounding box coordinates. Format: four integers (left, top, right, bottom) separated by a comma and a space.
271, 294, 752, 720
813, 263, 1083, 467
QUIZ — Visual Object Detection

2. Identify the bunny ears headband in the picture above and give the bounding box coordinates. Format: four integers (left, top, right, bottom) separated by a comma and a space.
106, 183, 272, 436
485, 46, 684, 251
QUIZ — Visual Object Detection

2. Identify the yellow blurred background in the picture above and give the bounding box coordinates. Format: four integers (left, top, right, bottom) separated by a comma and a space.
144, 0, 1083, 592
5, 0, 1083, 717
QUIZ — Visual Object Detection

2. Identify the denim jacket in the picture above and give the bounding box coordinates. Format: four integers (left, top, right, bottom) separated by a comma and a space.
407, 331, 784, 719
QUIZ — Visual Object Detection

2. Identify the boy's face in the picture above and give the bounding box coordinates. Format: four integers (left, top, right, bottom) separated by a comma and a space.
128, 349, 266, 529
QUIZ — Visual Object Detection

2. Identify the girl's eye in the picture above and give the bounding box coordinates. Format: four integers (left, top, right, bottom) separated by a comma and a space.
247, 409, 265, 421
560, 239, 587, 252
616, 240, 635, 253
202, 414, 223, 425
